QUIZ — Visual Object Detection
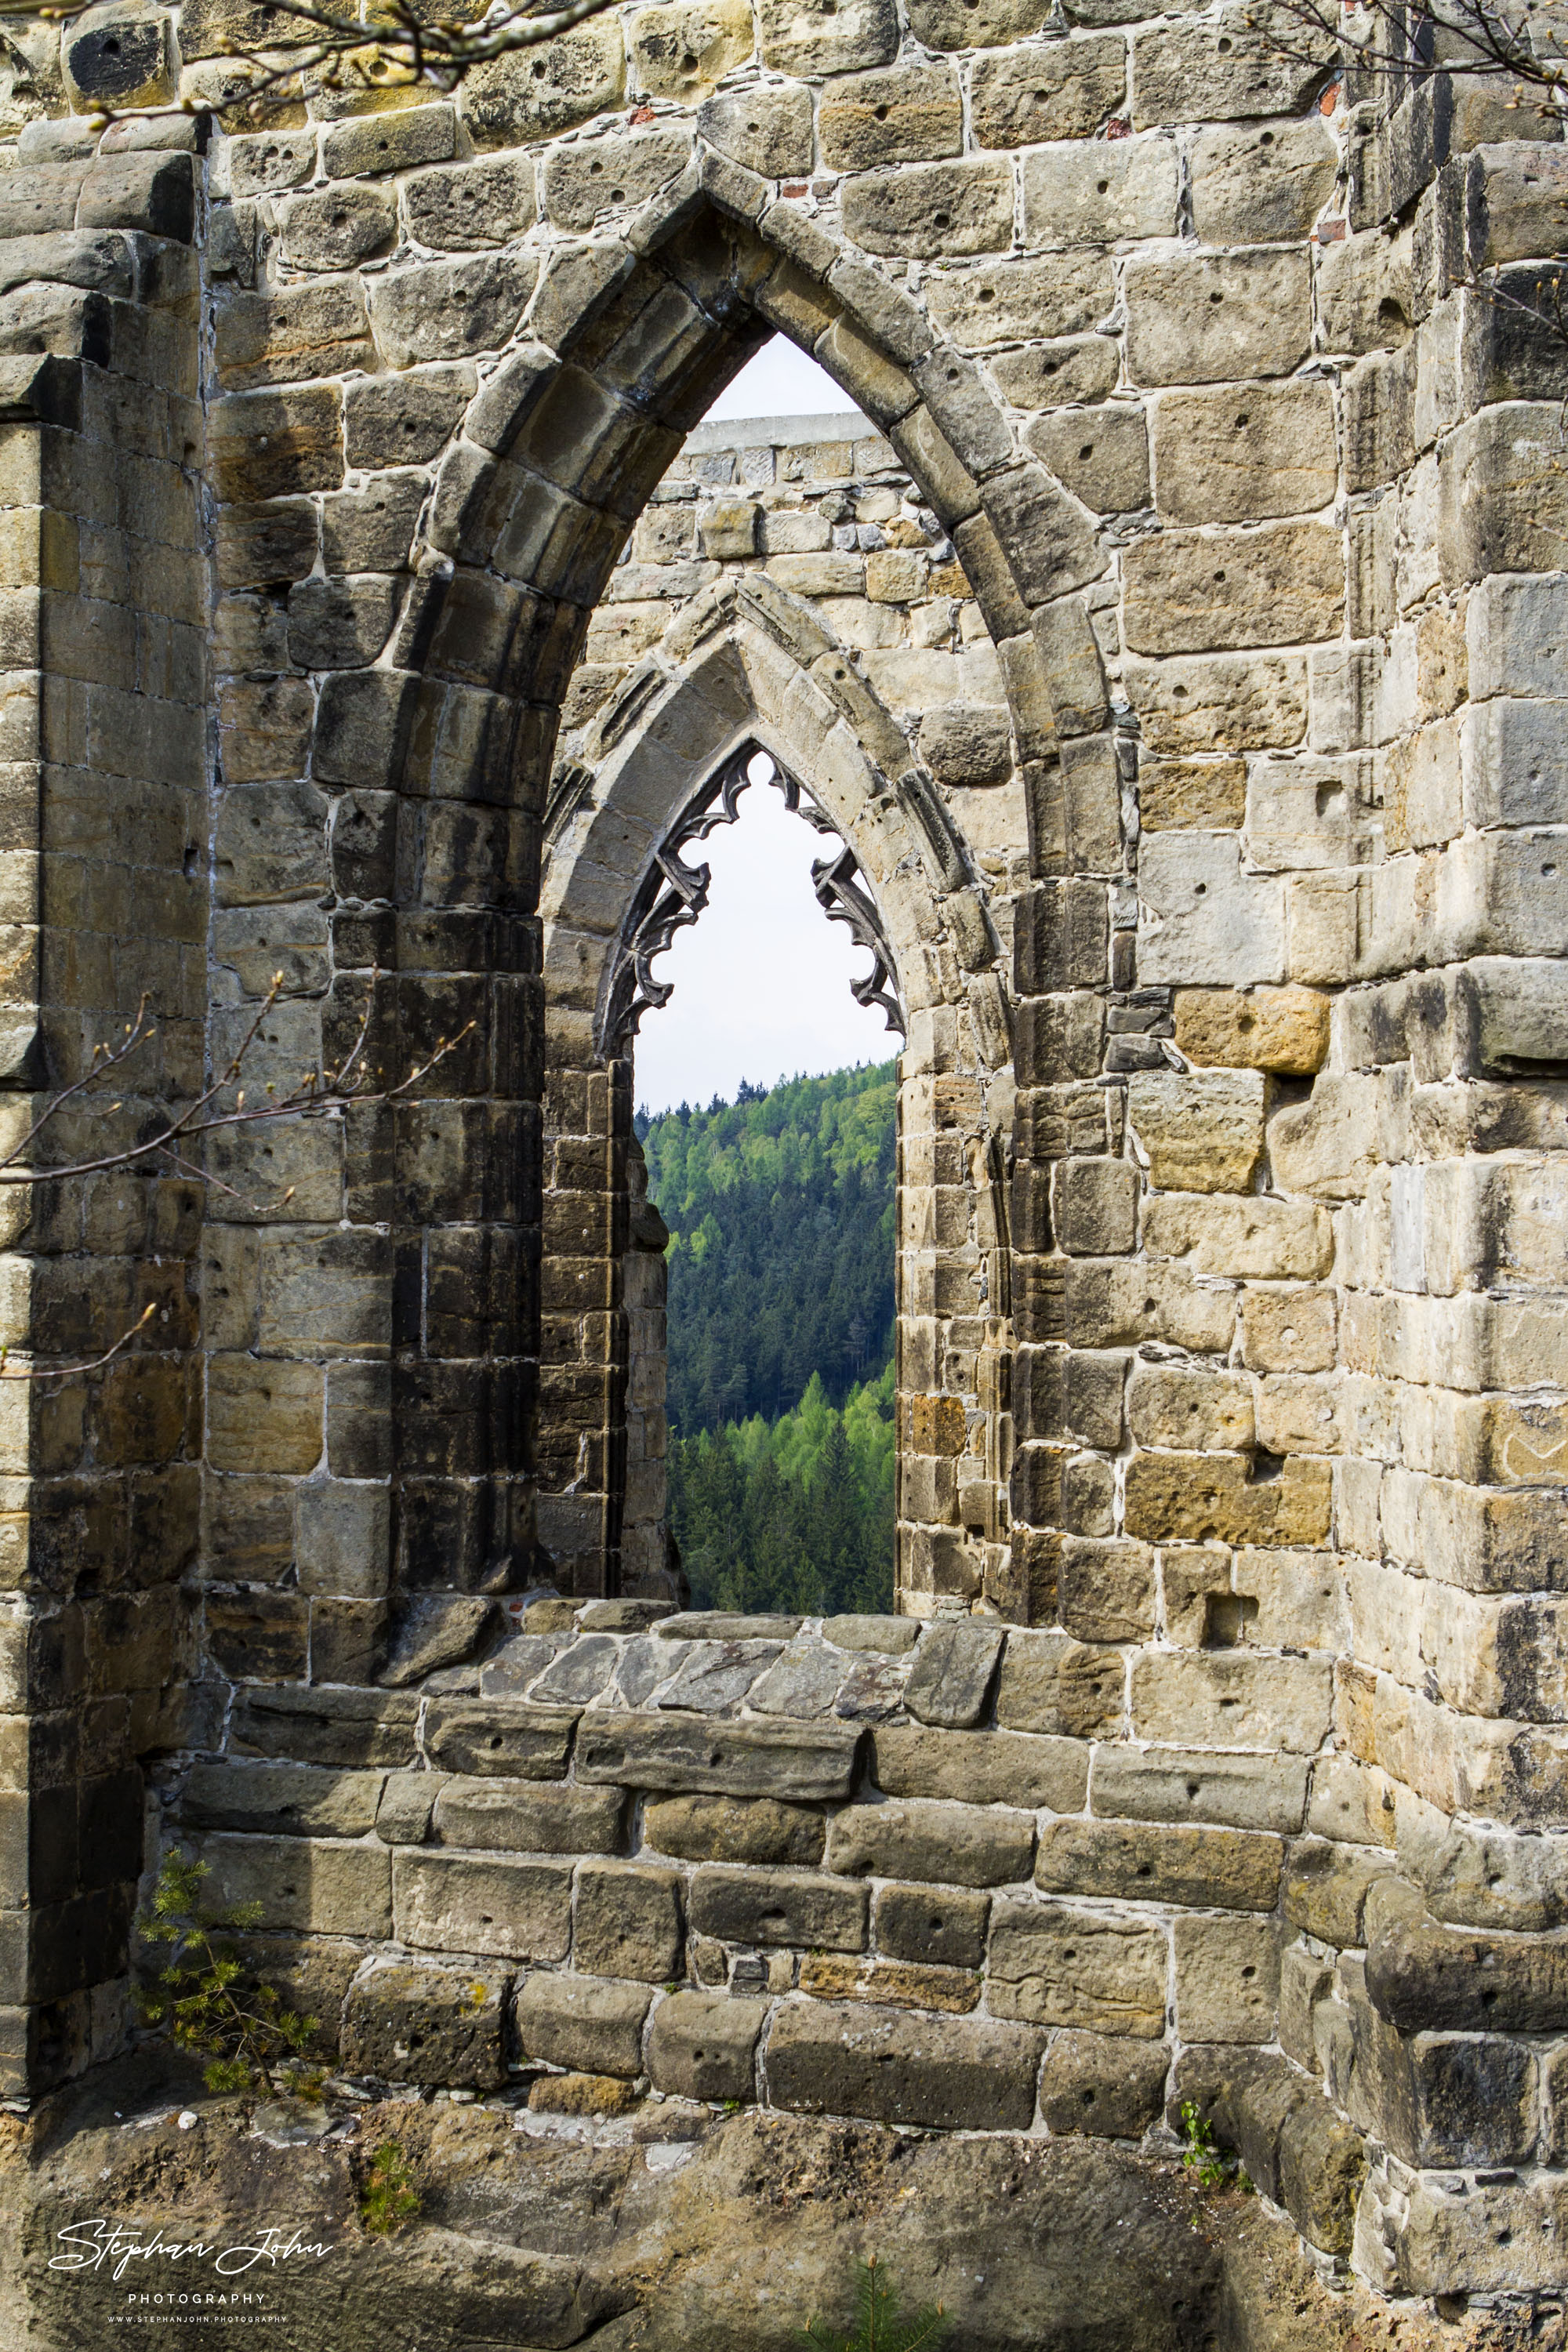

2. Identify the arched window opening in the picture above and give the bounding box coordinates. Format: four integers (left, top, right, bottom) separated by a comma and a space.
618, 745, 902, 1619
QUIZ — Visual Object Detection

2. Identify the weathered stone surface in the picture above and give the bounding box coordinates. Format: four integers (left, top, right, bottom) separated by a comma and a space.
575, 1861, 684, 1981
1151, 383, 1338, 528
1125, 250, 1312, 386
996, 1634, 1125, 1740
543, 129, 688, 231
182, 1762, 382, 1839
1129, 1652, 1332, 1755
1127, 1069, 1265, 1192
842, 159, 1014, 260
648, 1991, 766, 2100
971, 38, 1124, 148
367, 254, 535, 369
827, 1798, 1035, 1888
393, 1853, 573, 1962
765, 1930, 932, 1999
767, 2000, 1045, 2131
431, 1777, 623, 1855
904, 1622, 1005, 1728
1123, 524, 1344, 655
819, 66, 962, 170
194, 1834, 392, 1939
1367, 1916, 1568, 2034
423, 1703, 577, 1780
871, 1725, 1088, 1811
233, 1687, 419, 1769
1036, 1820, 1283, 1912
988, 1900, 1168, 2038
1020, 139, 1178, 248
823, 1614, 920, 1653
644, 1794, 826, 1867
1038, 2030, 1170, 2138
517, 1973, 652, 2078
874, 1882, 990, 1969
689, 1865, 867, 1951
1189, 116, 1338, 244
758, 0, 897, 76
464, 20, 626, 147
341, 1958, 510, 2088
1174, 1916, 1281, 2044
1090, 1745, 1309, 1835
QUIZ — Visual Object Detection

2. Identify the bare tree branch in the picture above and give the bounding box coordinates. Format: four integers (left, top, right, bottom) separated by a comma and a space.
0, 0, 633, 126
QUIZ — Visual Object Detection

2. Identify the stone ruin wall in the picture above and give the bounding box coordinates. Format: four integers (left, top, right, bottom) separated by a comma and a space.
0, 0, 1562, 2310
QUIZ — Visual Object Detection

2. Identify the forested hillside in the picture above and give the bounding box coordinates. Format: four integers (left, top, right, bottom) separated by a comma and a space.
637, 1064, 898, 1612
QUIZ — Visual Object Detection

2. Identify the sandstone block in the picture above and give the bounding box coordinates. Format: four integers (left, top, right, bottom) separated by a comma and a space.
819, 66, 962, 169
1020, 138, 1178, 248
1138, 833, 1288, 984
575, 1712, 861, 1798
766, 1999, 1044, 2131
1171, 984, 1328, 1075
927, 252, 1113, 347
215, 281, 374, 394
1130, 1651, 1332, 1755
1189, 114, 1338, 241
643, 1794, 825, 1866
1127, 1067, 1265, 1192
1128, 651, 1308, 758
233, 1685, 418, 1769
842, 160, 1014, 260
182, 1762, 382, 1840
827, 1798, 1035, 1888
404, 156, 535, 250
517, 1972, 652, 2077
341, 1958, 509, 2088
321, 103, 455, 179
1150, 381, 1336, 528
971, 37, 1124, 148
543, 129, 688, 230
1036, 1819, 1283, 1912
1124, 523, 1344, 655
648, 1990, 766, 2100
1174, 1915, 1280, 2044
697, 83, 813, 176
1058, 1537, 1155, 1643
394, 1852, 572, 1962
431, 1777, 623, 1855
1056, 1158, 1138, 1254
904, 1621, 1004, 1728
210, 388, 343, 503
870, 1725, 1087, 1812
194, 1832, 391, 1938
996, 1633, 1124, 1740
1027, 407, 1150, 517
1091, 1744, 1309, 1834
1283, 1839, 1399, 1946
1367, 1917, 1568, 2034
367, 254, 535, 369
463, 20, 626, 148
1142, 1194, 1333, 1281
1126, 250, 1311, 386
575, 1860, 683, 1982
280, 184, 397, 271
1038, 2029, 1169, 2138
874, 1882, 989, 1969
797, 1955, 981, 2013
758, 0, 897, 74
689, 1865, 867, 1951
988, 1899, 1167, 2037
1125, 1451, 1332, 1550
1127, 1364, 1254, 1453
423, 1702, 576, 1780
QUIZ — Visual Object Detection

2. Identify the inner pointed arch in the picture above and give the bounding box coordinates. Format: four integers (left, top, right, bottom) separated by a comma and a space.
601, 740, 906, 1060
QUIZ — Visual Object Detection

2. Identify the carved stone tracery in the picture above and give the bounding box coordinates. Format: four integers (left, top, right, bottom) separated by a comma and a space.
598, 742, 906, 1060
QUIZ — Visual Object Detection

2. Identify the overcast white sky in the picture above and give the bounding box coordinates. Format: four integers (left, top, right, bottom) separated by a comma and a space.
632, 784, 899, 1116
703, 338, 863, 423
627, 341, 884, 1116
